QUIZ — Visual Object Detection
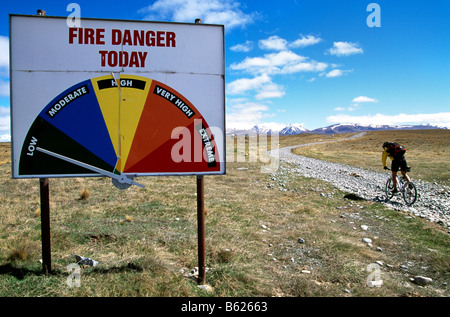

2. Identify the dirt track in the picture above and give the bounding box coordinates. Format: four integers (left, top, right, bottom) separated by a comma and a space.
268, 133, 450, 228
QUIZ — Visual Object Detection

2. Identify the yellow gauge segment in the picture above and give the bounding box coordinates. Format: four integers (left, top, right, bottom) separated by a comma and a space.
92, 74, 152, 172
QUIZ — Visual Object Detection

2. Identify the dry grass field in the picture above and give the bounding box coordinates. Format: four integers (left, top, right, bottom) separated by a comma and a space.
290, 129, 450, 186
0, 130, 449, 298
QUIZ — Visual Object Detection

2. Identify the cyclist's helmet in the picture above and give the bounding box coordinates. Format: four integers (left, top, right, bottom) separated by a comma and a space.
382, 142, 390, 149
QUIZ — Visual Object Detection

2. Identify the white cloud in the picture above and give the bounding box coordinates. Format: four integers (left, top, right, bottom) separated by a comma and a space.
226, 101, 270, 129
230, 50, 327, 75
0, 106, 9, 115
352, 96, 378, 103
226, 74, 284, 100
259, 36, 288, 51
334, 96, 377, 112
139, 0, 255, 30
0, 36, 9, 79
0, 106, 10, 141
230, 50, 302, 74
227, 97, 249, 104
328, 42, 363, 56
347, 105, 359, 111
257, 121, 290, 130
230, 40, 253, 52
324, 69, 352, 78
259, 34, 322, 51
325, 69, 343, 78
228, 49, 327, 99
281, 61, 327, 74
226, 74, 271, 95
0, 80, 9, 97
334, 105, 359, 112
326, 112, 450, 128
0, 36, 8, 69
289, 35, 322, 48
255, 82, 285, 100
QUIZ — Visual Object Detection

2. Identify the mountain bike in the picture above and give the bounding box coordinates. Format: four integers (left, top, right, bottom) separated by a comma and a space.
384, 167, 417, 206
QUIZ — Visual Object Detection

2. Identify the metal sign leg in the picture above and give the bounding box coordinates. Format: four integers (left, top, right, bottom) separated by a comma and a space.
197, 175, 206, 284
40, 178, 51, 273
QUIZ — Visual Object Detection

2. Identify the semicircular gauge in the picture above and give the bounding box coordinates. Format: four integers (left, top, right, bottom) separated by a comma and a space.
18, 74, 222, 185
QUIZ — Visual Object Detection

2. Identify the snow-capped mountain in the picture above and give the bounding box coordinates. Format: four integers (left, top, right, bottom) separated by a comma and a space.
280, 124, 309, 135
311, 123, 444, 134
226, 123, 445, 136
227, 123, 308, 135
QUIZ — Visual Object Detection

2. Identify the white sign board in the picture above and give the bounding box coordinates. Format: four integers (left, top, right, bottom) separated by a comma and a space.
10, 15, 225, 186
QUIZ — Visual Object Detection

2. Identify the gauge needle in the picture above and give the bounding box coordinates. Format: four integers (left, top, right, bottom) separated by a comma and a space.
36, 147, 145, 188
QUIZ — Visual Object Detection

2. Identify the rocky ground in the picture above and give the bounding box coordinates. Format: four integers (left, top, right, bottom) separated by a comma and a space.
268, 135, 450, 229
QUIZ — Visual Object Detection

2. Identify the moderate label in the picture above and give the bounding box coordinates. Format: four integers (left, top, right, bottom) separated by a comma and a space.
46, 85, 89, 118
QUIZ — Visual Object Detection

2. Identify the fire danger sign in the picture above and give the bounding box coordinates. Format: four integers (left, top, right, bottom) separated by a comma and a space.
9, 15, 225, 183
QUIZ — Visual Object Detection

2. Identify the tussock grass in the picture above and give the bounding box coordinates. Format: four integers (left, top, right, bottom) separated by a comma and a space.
79, 187, 90, 200
0, 135, 449, 297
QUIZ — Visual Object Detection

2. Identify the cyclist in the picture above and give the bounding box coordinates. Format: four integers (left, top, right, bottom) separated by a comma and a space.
382, 141, 411, 193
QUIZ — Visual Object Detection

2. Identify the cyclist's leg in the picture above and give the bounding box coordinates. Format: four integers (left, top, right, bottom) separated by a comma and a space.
400, 170, 410, 182
392, 171, 398, 191
391, 161, 399, 190
399, 156, 411, 182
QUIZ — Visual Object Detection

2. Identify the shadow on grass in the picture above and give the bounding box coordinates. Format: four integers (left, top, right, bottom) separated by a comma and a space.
0, 261, 143, 280
0, 263, 54, 279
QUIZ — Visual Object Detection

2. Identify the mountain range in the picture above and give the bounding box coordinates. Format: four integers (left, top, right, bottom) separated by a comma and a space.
226, 123, 447, 136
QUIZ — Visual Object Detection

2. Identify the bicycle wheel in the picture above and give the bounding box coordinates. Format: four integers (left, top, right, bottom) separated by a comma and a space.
385, 178, 395, 200
403, 182, 417, 206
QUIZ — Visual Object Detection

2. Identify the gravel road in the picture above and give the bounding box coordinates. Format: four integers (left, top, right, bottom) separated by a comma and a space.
268, 133, 450, 228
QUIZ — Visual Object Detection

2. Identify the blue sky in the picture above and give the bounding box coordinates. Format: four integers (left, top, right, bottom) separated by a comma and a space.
1, 0, 449, 140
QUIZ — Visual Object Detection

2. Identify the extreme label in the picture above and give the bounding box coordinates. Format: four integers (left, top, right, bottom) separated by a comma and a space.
195, 122, 217, 168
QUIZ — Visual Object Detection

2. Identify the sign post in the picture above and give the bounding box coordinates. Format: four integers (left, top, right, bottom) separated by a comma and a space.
197, 175, 206, 284
10, 14, 225, 281
194, 17, 206, 285
36, 9, 51, 274
39, 177, 51, 273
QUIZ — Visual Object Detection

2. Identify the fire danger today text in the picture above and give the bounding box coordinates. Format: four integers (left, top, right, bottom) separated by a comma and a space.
68, 28, 176, 68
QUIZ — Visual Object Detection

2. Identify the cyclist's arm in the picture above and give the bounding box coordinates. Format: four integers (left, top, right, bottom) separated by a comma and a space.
381, 149, 388, 167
